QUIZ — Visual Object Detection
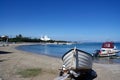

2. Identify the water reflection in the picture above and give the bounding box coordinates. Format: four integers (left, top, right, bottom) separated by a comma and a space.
94, 57, 120, 64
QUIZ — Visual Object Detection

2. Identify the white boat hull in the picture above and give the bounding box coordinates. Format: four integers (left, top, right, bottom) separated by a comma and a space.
98, 42, 120, 57
99, 53, 116, 57
99, 48, 120, 57
62, 49, 93, 70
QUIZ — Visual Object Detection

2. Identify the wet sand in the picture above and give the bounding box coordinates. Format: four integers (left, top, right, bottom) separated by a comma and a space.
0, 43, 120, 80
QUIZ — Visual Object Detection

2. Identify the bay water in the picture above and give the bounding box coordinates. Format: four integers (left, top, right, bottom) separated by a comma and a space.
16, 42, 120, 64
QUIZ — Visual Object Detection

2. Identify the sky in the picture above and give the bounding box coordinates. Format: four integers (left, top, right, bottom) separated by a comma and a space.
0, 0, 120, 42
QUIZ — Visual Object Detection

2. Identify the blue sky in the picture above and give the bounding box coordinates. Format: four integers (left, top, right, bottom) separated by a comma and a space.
0, 0, 120, 42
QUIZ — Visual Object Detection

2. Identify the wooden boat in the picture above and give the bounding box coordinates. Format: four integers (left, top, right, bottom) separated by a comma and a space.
55, 48, 97, 80
62, 48, 93, 70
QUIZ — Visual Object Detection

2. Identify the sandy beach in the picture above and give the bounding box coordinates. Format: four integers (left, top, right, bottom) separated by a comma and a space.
0, 43, 120, 80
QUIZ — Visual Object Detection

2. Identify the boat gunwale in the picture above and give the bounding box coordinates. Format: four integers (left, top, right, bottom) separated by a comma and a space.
62, 48, 93, 60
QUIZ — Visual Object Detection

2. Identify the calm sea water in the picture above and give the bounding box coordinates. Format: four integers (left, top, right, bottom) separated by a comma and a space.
16, 42, 120, 64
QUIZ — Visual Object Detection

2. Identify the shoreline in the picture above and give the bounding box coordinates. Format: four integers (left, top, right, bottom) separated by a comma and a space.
16, 43, 120, 64
0, 43, 120, 80
0, 43, 62, 80
15, 46, 62, 59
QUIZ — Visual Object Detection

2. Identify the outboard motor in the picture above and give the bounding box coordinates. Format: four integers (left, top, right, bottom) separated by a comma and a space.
93, 50, 100, 57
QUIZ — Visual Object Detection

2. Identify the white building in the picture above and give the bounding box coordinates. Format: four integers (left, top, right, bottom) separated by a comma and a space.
40, 35, 51, 41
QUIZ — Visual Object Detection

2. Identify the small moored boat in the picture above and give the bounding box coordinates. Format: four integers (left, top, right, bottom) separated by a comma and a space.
55, 48, 97, 80
94, 42, 120, 57
62, 48, 93, 70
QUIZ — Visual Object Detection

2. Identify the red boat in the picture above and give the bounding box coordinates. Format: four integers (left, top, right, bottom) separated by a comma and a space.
98, 42, 120, 57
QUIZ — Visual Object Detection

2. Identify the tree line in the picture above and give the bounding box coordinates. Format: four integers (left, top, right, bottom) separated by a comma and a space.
6, 34, 69, 43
